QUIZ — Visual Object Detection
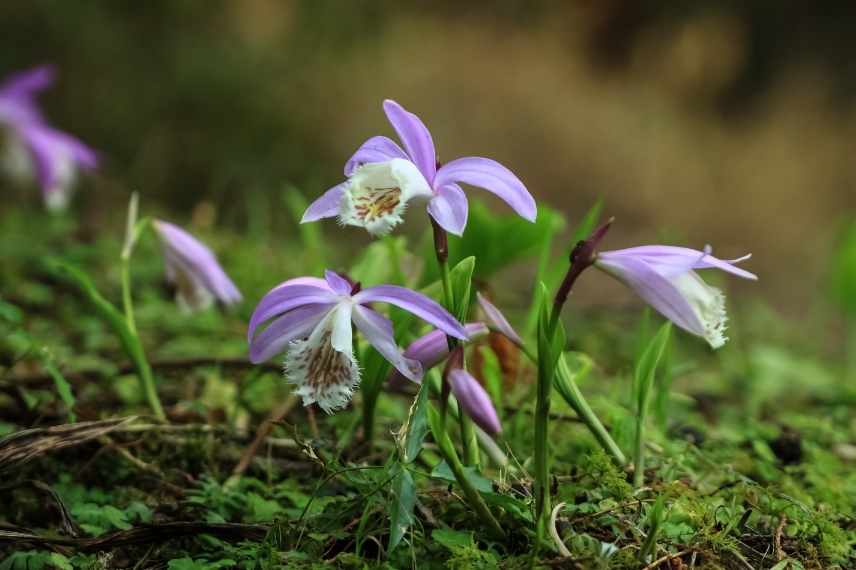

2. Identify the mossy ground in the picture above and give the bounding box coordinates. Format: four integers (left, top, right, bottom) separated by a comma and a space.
0, 207, 854, 569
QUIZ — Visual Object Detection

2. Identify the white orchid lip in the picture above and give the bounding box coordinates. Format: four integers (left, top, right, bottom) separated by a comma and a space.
338, 158, 433, 236
285, 304, 360, 413
669, 272, 728, 348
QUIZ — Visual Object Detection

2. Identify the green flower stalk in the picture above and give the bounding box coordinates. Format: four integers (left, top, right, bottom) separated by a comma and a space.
534, 218, 613, 545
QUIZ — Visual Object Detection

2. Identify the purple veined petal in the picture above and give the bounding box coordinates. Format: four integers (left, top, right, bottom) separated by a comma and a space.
427, 183, 469, 236
19, 123, 98, 200
352, 305, 423, 382
0, 66, 55, 125
476, 292, 522, 346
595, 256, 705, 337
388, 322, 489, 386
324, 270, 353, 296
434, 156, 536, 222
0, 65, 55, 100
344, 135, 409, 176
600, 246, 757, 280
163, 248, 242, 309
353, 285, 468, 340
301, 182, 347, 223
449, 369, 501, 435
382, 99, 437, 182
269, 276, 332, 293
247, 284, 338, 341
248, 303, 331, 363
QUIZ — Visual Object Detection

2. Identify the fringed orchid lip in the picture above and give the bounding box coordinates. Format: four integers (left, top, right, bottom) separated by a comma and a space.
0, 65, 97, 210
595, 245, 757, 349
153, 220, 242, 312
301, 99, 536, 237
248, 270, 469, 413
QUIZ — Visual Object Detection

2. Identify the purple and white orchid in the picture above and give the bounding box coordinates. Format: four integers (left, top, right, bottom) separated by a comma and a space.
301, 99, 536, 237
248, 270, 469, 412
0, 65, 97, 210
153, 220, 242, 312
594, 245, 757, 349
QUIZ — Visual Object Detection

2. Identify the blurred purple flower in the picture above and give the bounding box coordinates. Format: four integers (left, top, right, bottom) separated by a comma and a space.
0, 65, 97, 209
594, 245, 757, 349
248, 270, 469, 413
302, 99, 536, 236
153, 220, 242, 312
387, 322, 489, 387
448, 367, 502, 435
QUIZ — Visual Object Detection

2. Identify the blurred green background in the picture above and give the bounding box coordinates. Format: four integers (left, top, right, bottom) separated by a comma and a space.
2, 0, 856, 309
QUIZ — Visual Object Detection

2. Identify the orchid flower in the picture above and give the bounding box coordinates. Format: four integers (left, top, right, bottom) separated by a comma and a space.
153, 220, 242, 311
248, 270, 468, 412
594, 245, 757, 348
301, 99, 536, 237
0, 65, 97, 210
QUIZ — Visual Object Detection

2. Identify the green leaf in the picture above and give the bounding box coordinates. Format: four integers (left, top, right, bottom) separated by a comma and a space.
387, 464, 416, 552
431, 528, 474, 551
448, 256, 475, 322
40, 356, 76, 423
245, 492, 282, 522
402, 380, 431, 464
536, 282, 566, 380
634, 322, 672, 415
639, 496, 665, 562
430, 460, 493, 494
552, 351, 594, 405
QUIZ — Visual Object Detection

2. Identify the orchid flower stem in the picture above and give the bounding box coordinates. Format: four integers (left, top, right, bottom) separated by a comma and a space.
533, 348, 552, 546
429, 403, 506, 540
430, 218, 480, 467
428, 374, 508, 467
556, 356, 627, 466
534, 219, 612, 546
117, 194, 164, 422
120, 258, 137, 335
634, 410, 647, 489
510, 332, 625, 467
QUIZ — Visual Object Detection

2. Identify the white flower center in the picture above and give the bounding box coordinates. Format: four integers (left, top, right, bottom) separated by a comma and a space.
284, 305, 360, 413
172, 264, 214, 312
338, 158, 433, 236
672, 272, 728, 349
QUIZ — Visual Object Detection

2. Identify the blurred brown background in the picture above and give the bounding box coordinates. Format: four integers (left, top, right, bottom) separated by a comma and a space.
2, 1, 856, 309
